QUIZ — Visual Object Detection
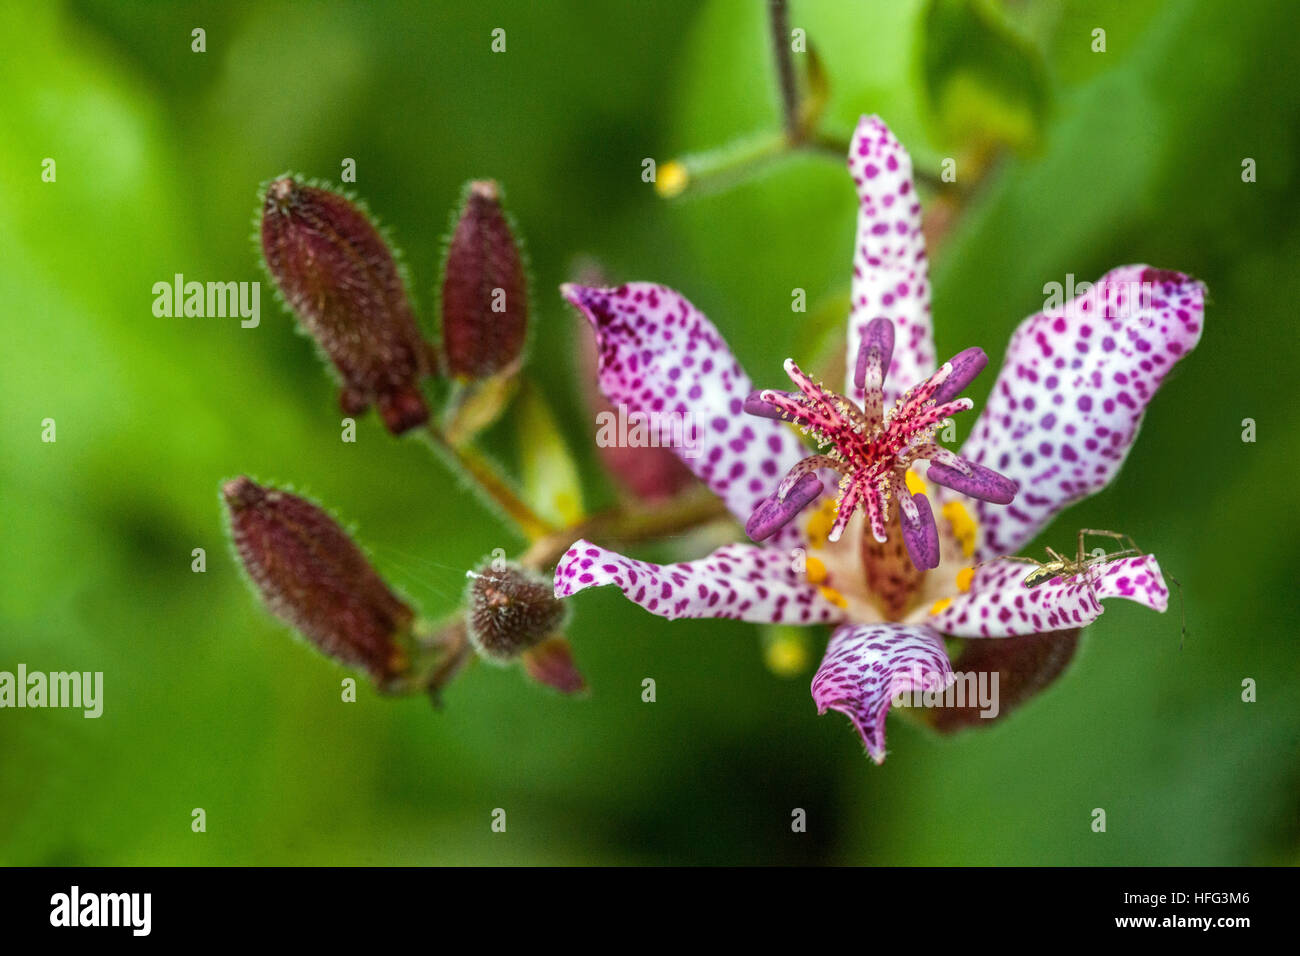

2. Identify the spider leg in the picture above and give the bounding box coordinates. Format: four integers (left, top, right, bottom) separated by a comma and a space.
1166, 572, 1188, 649
1079, 528, 1142, 559
976, 554, 1044, 570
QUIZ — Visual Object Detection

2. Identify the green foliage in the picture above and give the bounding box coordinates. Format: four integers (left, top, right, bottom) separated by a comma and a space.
917, 0, 1050, 152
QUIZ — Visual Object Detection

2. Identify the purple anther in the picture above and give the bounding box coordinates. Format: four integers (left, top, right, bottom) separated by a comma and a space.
745, 472, 824, 542
926, 460, 1018, 505
853, 317, 895, 389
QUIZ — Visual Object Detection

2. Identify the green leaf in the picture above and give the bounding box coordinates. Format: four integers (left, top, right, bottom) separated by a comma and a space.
516, 382, 585, 526
917, 0, 1050, 153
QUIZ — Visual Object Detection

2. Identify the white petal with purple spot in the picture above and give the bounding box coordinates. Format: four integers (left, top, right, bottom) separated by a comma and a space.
928, 554, 1170, 638
811, 622, 953, 764
844, 116, 936, 407
553, 539, 844, 625
956, 266, 1205, 560
563, 282, 808, 549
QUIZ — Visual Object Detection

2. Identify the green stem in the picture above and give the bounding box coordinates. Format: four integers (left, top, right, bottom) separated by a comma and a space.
420, 425, 556, 541
520, 489, 730, 572
769, 0, 800, 140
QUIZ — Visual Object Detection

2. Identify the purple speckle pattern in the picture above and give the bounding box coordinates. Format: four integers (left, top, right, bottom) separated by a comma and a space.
563, 281, 806, 549
553, 539, 844, 624
845, 115, 935, 407
930, 554, 1170, 638
958, 266, 1205, 560
811, 623, 953, 764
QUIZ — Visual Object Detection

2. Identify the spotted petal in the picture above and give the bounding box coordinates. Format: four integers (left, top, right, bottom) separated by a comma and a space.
956, 266, 1205, 560
811, 622, 952, 764
927, 554, 1170, 638
553, 539, 844, 625
844, 116, 936, 407
563, 282, 807, 547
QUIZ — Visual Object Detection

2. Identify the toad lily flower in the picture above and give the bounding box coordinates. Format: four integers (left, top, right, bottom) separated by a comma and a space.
556, 116, 1204, 762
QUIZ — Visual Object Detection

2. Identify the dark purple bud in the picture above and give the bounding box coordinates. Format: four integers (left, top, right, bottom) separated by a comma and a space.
222, 476, 414, 684
440, 180, 528, 379
522, 636, 587, 695
465, 560, 567, 661
260, 177, 431, 435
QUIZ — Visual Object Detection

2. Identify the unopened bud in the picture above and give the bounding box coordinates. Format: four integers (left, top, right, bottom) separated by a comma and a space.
521, 637, 586, 695
440, 180, 527, 378
222, 476, 413, 684
260, 177, 431, 434
465, 560, 566, 661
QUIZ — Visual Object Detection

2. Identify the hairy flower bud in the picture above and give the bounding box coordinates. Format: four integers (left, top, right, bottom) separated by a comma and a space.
439, 180, 528, 378
465, 560, 566, 661
260, 177, 431, 434
222, 476, 413, 685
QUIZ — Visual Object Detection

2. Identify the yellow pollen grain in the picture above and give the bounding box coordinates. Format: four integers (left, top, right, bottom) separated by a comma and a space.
956, 566, 975, 592
929, 597, 952, 615
818, 586, 848, 609
904, 469, 926, 496
654, 161, 690, 199
942, 500, 978, 558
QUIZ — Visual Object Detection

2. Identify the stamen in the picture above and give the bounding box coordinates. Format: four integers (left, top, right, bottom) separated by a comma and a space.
743, 317, 1015, 569
913, 443, 974, 477
743, 390, 797, 420
899, 492, 940, 571
931, 347, 988, 405
854, 317, 895, 390
746, 472, 824, 541
776, 455, 843, 498
926, 460, 1018, 504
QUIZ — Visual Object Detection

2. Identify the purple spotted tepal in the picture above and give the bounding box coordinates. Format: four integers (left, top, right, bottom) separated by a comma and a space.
556, 116, 1204, 762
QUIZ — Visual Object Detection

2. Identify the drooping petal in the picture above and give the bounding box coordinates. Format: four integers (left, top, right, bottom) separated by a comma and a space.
926, 554, 1170, 638
563, 283, 806, 547
553, 539, 844, 625
956, 266, 1205, 559
926, 629, 1081, 732
844, 115, 936, 407
811, 622, 953, 764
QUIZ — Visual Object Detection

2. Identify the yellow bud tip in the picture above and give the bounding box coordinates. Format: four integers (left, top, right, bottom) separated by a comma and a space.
904, 469, 926, 496
929, 597, 952, 615
655, 161, 690, 199
765, 638, 808, 677
956, 566, 975, 592
804, 555, 827, 584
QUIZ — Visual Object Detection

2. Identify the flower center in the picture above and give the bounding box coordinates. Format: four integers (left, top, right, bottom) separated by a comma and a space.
743, 317, 1017, 572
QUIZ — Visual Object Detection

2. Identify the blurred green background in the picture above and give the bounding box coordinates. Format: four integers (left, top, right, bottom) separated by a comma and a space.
2, 0, 1298, 865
